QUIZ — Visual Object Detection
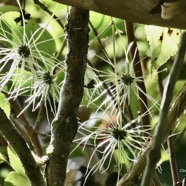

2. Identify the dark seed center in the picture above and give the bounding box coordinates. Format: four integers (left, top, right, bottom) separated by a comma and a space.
112, 128, 126, 140
43, 72, 53, 85
18, 45, 30, 58
121, 74, 134, 85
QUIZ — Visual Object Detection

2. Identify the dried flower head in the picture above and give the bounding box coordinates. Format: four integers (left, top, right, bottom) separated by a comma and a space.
73, 113, 151, 183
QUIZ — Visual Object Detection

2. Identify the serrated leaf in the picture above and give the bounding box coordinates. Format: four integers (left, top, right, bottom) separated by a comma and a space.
4, 171, 29, 186
0, 93, 10, 118
145, 25, 181, 69
7, 146, 25, 176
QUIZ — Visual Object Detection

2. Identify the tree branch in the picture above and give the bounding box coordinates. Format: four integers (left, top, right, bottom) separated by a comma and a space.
167, 136, 179, 185
141, 31, 186, 186
9, 98, 43, 156
117, 32, 186, 186
0, 109, 46, 186
46, 7, 89, 186
53, 0, 186, 29
125, 21, 150, 127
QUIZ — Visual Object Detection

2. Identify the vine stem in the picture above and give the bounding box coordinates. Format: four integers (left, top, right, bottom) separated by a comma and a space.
125, 21, 149, 127
141, 31, 186, 186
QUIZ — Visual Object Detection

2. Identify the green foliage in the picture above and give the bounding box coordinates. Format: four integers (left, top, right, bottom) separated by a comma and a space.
0, 12, 56, 55
7, 146, 25, 176
0, 5, 19, 14
0, 1, 185, 186
145, 25, 182, 69
1, 146, 30, 186
4, 171, 29, 186
89, 12, 124, 39
0, 152, 8, 165
0, 93, 10, 118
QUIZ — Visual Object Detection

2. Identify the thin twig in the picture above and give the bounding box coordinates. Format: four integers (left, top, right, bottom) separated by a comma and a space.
33, 0, 64, 30
89, 21, 113, 70
173, 126, 186, 145
9, 98, 43, 156
157, 67, 164, 98
167, 136, 180, 185
125, 21, 150, 127
141, 31, 186, 186
34, 103, 45, 131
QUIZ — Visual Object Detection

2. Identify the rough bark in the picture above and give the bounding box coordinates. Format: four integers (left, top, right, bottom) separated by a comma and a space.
53, 0, 186, 29
46, 7, 89, 186
0, 109, 46, 186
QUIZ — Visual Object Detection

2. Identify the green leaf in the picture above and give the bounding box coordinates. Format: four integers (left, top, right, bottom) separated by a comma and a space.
89, 12, 124, 39
0, 12, 21, 46
0, 151, 8, 164
69, 144, 84, 158
7, 146, 25, 176
145, 25, 182, 69
0, 5, 19, 13
9, 68, 32, 96
0, 93, 10, 118
4, 171, 29, 186
25, 20, 56, 56
157, 149, 169, 167
0, 14, 13, 48
0, 11, 56, 55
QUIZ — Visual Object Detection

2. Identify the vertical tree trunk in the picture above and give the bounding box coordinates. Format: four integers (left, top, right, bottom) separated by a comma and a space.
46, 7, 89, 186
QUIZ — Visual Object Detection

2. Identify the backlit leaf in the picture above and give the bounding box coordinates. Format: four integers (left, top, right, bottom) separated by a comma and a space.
0, 93, 10, 118
7, 146, 25, 176
4, 171, 29, 186
145, 25, 181, 69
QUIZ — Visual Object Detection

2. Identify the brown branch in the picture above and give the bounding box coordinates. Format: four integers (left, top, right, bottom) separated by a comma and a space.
125, 21, 150, 127
0, 109, 46, 186
167, 136, 179, 185
53, 0, 186, 29
34, 103, 45, 131
9, 99, 43, 156
89, 21, 112, 69
46, 7, 89, 186
157, 67, 164, 98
